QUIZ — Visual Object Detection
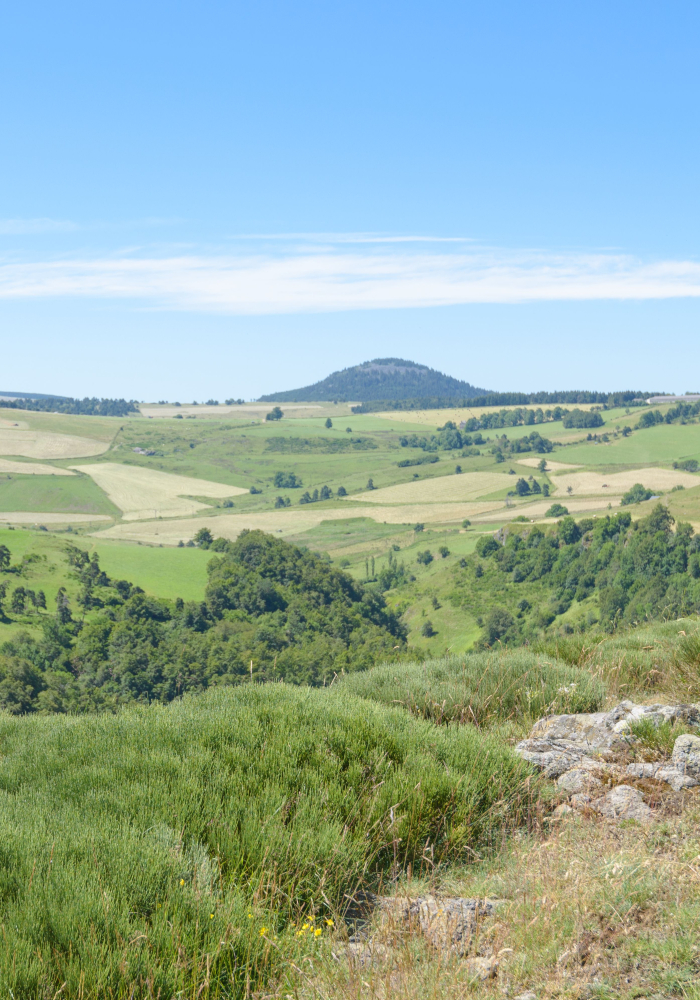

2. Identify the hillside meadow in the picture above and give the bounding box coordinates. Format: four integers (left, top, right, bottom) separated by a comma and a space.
0, 681, 540, 998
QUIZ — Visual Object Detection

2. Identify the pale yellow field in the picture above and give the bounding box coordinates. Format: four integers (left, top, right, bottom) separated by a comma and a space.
71, 463, 247, 520
549, 467, 699, 496
0, 418, 29, 429
0, 430, 109, 459
0, 459, 75, 476
476, 497, 622, 521
92, 501, 506, 545
139, 403, 327, 419
517, 457, 582, 472
373, 403, 598, 426
349, 471, 510, 505
0, 512, 111, 524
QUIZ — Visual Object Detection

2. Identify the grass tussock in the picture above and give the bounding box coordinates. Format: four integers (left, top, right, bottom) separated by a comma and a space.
343, 649, 605, 728
534, 617, 700, 704
0, 683, 539, 998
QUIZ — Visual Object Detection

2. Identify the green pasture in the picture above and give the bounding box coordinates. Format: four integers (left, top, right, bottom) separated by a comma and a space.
0, 528, 210, 641
561, 422, 700, 467
6, 407, 122, 443
0, 472, 120, 515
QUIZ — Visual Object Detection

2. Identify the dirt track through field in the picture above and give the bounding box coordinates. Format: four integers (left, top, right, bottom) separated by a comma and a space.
0, 512, 111, 524
0, 459, 75, 476
71, 463, 247, 520
0, 430, 109, 459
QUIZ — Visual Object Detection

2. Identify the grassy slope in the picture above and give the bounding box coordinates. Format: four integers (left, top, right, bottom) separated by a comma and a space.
0, 472, 120, 515
0, 683, 534, 998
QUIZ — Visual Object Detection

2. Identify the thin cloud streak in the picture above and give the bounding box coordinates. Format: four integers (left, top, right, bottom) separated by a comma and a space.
1, 245, 700, 313
0, 218, 78, 235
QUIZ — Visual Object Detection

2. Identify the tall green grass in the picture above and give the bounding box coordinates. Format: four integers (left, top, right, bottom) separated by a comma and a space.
0, 683, 537, 998
343, 650, 605, 727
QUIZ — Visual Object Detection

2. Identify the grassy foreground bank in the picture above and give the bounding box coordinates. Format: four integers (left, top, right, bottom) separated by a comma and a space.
0, 682, 538, 998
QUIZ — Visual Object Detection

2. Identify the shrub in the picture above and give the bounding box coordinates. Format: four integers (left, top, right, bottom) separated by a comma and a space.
545, 503, 568, 517
621, 483, 653, 505
416, 550, 433, 565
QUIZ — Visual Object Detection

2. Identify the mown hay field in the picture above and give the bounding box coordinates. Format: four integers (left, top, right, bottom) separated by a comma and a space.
550, 466, 699, 496
351, 471, 511, 504
93, 501, 507, 545
72, 463, 247, 520
0, 428, 109, 459
373, 402, 600, 426
517, 457, 582, 472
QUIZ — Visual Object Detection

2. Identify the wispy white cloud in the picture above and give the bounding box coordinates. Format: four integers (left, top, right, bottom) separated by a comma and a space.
1, 240, 700, 313
0, 218, 78, 235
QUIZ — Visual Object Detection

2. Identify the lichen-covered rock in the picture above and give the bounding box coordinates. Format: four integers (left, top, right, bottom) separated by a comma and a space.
417, 896, 500, 955
557, 768, 604, 794
672, 734, 700, 779
590, 785, 652, 824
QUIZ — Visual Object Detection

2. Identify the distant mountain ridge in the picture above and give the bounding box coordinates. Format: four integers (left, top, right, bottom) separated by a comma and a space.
258, 358, 489, 402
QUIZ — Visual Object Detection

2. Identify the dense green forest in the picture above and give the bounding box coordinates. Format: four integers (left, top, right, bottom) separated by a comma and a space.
0, 396, 138, 416
0, 532, 407, 714
462, 505, 700, 646
259, 357, 487, 402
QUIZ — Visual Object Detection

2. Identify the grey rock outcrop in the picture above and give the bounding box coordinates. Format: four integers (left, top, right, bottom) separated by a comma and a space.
517, 701, 700, 799
589, 785, 652, 824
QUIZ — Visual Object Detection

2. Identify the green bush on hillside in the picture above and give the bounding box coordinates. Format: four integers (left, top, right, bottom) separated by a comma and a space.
0, 684, 538, 998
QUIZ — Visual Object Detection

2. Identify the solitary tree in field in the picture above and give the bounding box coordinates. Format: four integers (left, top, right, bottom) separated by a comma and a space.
194, 527, 214, 548
538, 458, 548, 473
266, 406, 283, 421
337, 485, 347, 496
366, 478, 375, 490
325, 417, 333, 429
0, 545, 10, 571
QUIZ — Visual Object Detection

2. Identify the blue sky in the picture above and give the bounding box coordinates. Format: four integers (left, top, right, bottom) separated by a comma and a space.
2, 1, 700, 399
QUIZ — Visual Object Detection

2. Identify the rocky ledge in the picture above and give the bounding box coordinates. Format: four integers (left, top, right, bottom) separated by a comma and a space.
516, 700, 700, 822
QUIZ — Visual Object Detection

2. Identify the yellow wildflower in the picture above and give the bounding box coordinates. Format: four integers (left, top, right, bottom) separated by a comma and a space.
314, 927, 322, 937
325, 918, 334, 926
179, 879, 184, 886
209, 913, 214, 919
260, 927, 268, 936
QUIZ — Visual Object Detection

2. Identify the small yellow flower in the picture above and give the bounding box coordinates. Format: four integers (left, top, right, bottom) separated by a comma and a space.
260, 927, 268, 936
179, 879, 185, 886
325, 918, 334, 927
248, 913, 253, 918
210, 913, 214, 919
302, 923, 309, 930
314, 927, 322, 937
